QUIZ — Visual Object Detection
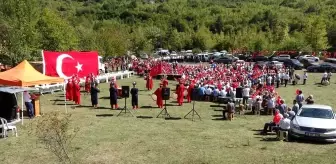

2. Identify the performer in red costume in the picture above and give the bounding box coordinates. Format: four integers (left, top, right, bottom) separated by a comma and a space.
84, 75, 91, 93
66, 78, 73, 101
187, 81, 194, 103
153, 83, 163, 108
72, 76, 77, 103
74, 79, 81, 105
176, 81, 185, 106
145, 73, 153, 90
162, 76, 169, 88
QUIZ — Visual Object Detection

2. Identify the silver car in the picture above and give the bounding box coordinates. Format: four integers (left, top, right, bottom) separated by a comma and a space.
289, 104, 336, 142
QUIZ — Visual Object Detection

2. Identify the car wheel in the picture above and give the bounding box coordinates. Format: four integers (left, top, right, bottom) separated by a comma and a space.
315, 59, 319, 62
287, 132, 295, 142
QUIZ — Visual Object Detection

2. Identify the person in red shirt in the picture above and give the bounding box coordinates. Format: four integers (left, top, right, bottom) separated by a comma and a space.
153, 83, 163, 108
261, 109, 283, 135
66, 78, 73, 101
187, 81, 194, 103
176, 81, 185, 106
74, 80, 81, 105
162, 76, 169, 88
145, 74, 153, 90
71, 76, 77, 102
85, 75, 91, 93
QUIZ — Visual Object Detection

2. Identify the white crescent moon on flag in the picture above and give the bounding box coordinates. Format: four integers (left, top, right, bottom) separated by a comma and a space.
56, 54, 74, 79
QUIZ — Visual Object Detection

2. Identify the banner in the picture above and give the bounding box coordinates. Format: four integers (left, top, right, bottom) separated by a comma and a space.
150, 63, 162, 77
42, 51, 99, 79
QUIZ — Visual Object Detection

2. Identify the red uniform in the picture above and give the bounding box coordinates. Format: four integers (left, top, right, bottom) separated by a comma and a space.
177, 83, 185, 106
66, 79, 73, 101
85, 76, 91, 93
72, 80, 77, 103
146, 75, 153, 90
154, 87, 163, 108
74, 81, 81, 105
187, 83, 194, 103
162, 79, 168, 88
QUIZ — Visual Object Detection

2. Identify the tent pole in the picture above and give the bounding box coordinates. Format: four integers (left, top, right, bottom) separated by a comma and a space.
64, 83, 67, 113
21, 92, 23, 125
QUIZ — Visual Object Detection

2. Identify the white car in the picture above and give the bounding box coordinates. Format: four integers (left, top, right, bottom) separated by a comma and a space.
274, 54, 291, 61
289, 104, 336, 143
298, 55, 319, 62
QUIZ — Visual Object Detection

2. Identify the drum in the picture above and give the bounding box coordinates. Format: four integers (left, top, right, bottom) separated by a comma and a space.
172, 93, 178, 99
183, 90, 188, 97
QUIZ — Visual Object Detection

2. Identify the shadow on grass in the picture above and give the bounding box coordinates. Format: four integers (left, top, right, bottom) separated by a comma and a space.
213, 109, 224, 112
211, 115, 223, 117
165, 117, 182, 120
136, 116, 153, 119
96, 114, 114, 117
210, 105, 225, 108
99, 96, 110, 99
140, 106, 157, 108
212, 118, 225, 121
165, 104, 179, 106
260, 137, 279, 142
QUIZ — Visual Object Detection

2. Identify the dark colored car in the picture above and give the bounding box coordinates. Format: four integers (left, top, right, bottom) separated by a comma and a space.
301, 58, 319, 69
283, 59, 304, 70
307, 63, 336, 73
246, 55, 269, 62
214, 57, 233, 64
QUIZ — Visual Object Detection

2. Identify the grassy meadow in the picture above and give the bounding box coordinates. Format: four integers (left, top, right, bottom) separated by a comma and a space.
1, 71, 336, 164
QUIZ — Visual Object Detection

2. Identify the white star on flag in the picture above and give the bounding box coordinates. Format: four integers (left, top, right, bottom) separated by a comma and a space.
75, 62, 83, 72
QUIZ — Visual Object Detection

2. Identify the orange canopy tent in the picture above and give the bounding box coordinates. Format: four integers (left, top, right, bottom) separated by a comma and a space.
0, 60, 66, 124
0, 60, 64, 86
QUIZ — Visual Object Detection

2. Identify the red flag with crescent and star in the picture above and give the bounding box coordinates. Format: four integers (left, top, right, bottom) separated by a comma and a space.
42, 51, 99, 79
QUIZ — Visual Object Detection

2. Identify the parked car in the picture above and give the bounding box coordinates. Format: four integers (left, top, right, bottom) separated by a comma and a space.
324, 58, 336, 65
214, 57, 233, 64
289, 104, 336, 143
282, 59, 303, 70
306, 63, 336, 73
273, 54, 291, 61
266, 61, 283, 69
247, 55, 269, 62
301, 58, 319, 69
298, 55, 319, 62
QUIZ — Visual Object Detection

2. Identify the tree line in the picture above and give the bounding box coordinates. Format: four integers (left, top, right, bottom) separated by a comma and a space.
0, 0, 336, 65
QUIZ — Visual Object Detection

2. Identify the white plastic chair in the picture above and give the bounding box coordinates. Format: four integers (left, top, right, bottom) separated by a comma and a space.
0, 117, 18, 138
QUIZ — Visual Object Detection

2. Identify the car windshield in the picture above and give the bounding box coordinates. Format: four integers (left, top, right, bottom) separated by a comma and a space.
292, 60, 300, 64
298, 108, 334, 119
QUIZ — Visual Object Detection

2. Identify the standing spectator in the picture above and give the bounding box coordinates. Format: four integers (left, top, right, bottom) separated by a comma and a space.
303, 71, 308, 85
321, 71, 327, 84
91, 83, 100, 108
23, 91, 34, 118
242, 86, 250, 105
296, 90, 304, 108
278, 100, 287, 116
291, 100, 300, 114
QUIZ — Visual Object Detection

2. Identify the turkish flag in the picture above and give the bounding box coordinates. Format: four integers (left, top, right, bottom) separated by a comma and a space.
42, 51, 99, 79
150, 63, 162, 77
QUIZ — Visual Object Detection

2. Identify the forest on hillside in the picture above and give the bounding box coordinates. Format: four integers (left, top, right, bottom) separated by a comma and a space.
1, 0, 336, 65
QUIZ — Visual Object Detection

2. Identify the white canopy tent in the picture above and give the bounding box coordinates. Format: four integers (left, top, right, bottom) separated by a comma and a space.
0, 86, 38, 125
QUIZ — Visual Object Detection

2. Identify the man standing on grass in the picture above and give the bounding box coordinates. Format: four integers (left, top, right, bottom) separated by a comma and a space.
303, 71, 308, 85
131, 82, 139, 109
296, 90, 304, 109
23, 91, 34, 118
321, 71, 328, 84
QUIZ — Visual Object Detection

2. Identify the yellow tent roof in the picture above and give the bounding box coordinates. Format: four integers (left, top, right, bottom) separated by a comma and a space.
0, 60, 64, 87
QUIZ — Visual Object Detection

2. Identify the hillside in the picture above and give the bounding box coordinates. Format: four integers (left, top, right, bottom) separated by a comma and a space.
1, 0, 336, 64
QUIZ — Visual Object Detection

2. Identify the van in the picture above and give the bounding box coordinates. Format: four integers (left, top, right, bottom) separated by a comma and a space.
197, 54, 209, 62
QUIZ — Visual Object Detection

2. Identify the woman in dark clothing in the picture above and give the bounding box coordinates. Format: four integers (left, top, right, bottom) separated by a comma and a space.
90, 83, 100, 108
109, 82, 118, 109
305, 95, 314, 104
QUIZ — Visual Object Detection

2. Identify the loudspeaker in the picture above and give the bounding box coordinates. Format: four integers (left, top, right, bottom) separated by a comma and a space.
122, 86, 130, 98
191, 88, 198, 101
162, 88, 170, 100
236, 87, 243, 98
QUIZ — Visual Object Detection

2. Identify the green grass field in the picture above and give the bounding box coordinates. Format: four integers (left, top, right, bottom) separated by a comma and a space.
1, 71, 336, 164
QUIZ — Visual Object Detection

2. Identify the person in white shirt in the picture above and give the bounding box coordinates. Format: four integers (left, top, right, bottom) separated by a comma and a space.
242, 86, 250, 105
303, 71, 308, 85
267, 96, 275, 115
267, 76, 272, 86
284, 73, 289, 87
205, 86, 212, 101
219, 88, 226, 98
279, 113, 291, 131
321, 71, 328, 84
23, 91, 34, 118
